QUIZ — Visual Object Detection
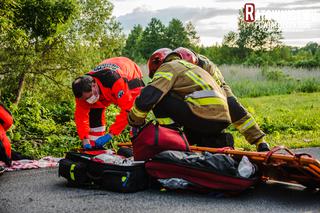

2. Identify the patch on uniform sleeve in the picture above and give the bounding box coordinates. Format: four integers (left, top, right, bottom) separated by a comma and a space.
117, 90, 124, 98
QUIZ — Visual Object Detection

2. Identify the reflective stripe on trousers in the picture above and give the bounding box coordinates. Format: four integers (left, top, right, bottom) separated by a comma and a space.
89, 125, 105, 145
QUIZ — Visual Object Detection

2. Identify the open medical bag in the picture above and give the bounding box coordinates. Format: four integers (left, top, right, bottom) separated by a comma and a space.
59, 151, 149, 193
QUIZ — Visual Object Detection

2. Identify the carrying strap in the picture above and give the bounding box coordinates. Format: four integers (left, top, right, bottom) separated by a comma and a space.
86, 169, 130, 187
264, 146, 313, 165
178, 130, 190, 151
155, 123, 159, 146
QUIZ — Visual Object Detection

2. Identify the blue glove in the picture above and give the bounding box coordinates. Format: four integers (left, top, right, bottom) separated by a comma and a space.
95, 133, 113, 148
83, 143, 92, 149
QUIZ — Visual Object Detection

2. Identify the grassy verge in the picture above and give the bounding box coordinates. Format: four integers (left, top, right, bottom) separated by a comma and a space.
233, 92, 320, 150
219, 65, 320, 98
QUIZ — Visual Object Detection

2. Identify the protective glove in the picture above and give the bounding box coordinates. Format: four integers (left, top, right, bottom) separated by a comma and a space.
83, 143, 92, 149
82, 138, 92, 149
256, 138, 270, 152
128, 113, 145, 127
95, 133, 113, 148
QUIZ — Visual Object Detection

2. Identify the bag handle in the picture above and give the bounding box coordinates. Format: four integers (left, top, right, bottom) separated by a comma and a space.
86, 169, 127, 181
178, 131, 190, 151
264, 146, 313, 164
154, 121, 190, 151
154, 122, 159, 146
131, 120, 155, 141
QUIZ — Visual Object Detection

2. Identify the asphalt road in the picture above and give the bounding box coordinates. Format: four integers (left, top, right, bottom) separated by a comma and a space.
0, 148, 319, 213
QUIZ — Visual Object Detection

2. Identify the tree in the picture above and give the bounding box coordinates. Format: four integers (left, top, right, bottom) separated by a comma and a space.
223, 31, 238, 48
223, 11, 283, 51
0, 0, 77, 104
185, 21, 200, 47
139, 18, 167, 59
166, 18, 190, 49
123, 24, 144, 62
302, 42, 319, 55
0, 0, 125, 104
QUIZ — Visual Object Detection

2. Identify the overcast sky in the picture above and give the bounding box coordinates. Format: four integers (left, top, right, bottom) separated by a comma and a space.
109, 0, 320, 47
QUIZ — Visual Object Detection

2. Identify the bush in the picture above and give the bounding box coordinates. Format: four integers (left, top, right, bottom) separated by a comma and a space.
294, 59, 319, 68
298, 79, 320, 93
260, 67, 291, 81
8, 96, 79, 158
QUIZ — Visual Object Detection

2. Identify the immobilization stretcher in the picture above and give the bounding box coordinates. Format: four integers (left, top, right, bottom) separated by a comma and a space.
118, 143, 320, 189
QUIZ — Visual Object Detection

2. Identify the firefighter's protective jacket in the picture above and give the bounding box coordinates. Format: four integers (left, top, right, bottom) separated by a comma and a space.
196, 54, 265, 144
129, 60, 231, 126
0, 103, 13, 164
75, 57, 143, 140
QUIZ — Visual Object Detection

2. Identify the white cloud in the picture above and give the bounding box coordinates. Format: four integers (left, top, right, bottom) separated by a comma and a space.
201, 36, 224, 46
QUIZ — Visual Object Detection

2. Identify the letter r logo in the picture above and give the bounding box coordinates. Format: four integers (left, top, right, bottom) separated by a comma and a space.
244, 3, 255, 22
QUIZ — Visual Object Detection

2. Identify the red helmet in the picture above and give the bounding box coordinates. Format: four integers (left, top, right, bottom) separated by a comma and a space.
147, 48, 172, 78
173, 47, 198, 65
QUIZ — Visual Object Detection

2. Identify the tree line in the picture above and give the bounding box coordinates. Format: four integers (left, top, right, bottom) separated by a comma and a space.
122, 18, 199, 62
123, 12, 320, 68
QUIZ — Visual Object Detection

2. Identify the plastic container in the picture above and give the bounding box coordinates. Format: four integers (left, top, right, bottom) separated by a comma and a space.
238, 156, 256, 178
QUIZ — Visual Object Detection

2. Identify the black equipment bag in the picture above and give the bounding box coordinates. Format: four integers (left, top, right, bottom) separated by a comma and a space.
59, 151, 149, 193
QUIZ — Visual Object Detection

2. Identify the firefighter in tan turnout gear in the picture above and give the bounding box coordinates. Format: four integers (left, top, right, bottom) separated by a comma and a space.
128, 48, 270, 151
129, 48, 232, 149
173, 47, 270, 151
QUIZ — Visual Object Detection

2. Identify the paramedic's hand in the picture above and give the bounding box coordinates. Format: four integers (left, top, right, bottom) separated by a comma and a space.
95, 133, 113, 148
82, 139, 92, 149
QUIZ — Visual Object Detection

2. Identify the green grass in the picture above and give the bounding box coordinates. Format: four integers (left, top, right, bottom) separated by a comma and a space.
219, 65, 320, 98
229, 79, 320, 98
233, 92, 320, 150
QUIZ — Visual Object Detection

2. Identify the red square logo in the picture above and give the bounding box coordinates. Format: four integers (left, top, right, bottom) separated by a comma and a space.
244, 3, 255, 22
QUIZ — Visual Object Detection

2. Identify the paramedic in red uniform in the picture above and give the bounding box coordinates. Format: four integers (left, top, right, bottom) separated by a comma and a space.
72, 57, 144, 149
0, 103, 13, 166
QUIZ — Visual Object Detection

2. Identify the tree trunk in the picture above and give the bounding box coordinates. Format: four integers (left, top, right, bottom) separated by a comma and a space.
13, 73, 26, 105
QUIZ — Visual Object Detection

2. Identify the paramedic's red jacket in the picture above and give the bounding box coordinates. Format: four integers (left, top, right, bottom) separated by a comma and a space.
74, 57, 144, 140
0, 103, 13, 162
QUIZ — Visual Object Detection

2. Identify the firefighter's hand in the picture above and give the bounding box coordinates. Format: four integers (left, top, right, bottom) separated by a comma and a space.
82, 139, 92, 149
128, 112, 145, 127
95, 133, 113, 148
256, 138, 270, 152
